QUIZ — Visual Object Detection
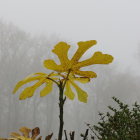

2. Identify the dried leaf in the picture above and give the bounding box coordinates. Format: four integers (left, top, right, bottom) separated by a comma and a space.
31, 127, 40, 140
45, 133, 53, 140
36, 136, 42, 140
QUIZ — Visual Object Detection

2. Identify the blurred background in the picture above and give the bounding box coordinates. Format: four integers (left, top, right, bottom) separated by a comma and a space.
0, 0, 140, 139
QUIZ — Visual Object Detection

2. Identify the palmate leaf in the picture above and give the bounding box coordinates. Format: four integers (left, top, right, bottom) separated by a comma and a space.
71, 40, 97, 63
73, 77, 90, 83
64, 81, 75, 100
52, 42, 70, 65
63, 74, 89, 103
40, 81, 53, 97
74, 51, 113, 69
13, 73, 47, 93
70, 81, 88, 103
13, 40, 113, 103
19, 79, 45, 100
13, 72, 59, 100
74, 70, 97, 78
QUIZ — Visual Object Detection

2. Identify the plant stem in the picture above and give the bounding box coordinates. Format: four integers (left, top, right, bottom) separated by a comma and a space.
58, 70, 71, 140
58, 82, 65, 140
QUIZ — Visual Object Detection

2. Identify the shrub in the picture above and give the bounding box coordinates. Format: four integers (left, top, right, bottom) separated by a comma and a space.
86, 97, 140, 140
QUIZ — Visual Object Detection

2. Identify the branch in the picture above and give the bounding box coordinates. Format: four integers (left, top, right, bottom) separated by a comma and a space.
83, 129, 89, 140
46, 77, 59, 86
63, 96, 66, 103
62, 69, 71, 89
69, 131, 75, 140
64, 130, 68, 140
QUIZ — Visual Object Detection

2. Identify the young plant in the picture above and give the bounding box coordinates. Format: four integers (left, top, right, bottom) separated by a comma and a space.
13, 40, 113, 140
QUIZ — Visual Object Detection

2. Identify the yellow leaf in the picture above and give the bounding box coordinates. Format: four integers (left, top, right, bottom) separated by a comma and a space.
75, 51, 114, 68
64, 81, 75, 100
19, 87, 35, 100
71, 40, 97, 64
48, 72, 59, 77
74, 70, 97, 78
52, 42, 70, 65
71, 77, 90, 83
31, 73, 47, 76
19, 79, 45, 100
19, 127, 31, 137
40, 81, 53, 97
70, 81, 88, 103
13, 74, 45, 94
10, 132, 20, 138
43, 59, 65, 72
9, 137, 22, 140
12, 136, 31, 140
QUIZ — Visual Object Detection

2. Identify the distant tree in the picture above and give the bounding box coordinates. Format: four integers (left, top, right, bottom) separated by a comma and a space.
0, 20, 59, 136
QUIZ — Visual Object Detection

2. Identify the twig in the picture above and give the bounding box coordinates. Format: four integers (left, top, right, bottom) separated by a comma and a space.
45, 133, 53, 140
64, 130, 68, 140
83, 129, 89, 140
47, 77, 59, 86
69, 131, 75, 140
62, 69, 71, 89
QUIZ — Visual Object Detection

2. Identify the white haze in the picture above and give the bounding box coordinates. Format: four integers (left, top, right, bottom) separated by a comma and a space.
0, 0, 140, 73
0, 0, 140, 139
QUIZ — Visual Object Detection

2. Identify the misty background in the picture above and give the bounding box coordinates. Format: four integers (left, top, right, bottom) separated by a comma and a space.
0, 0, 140, 139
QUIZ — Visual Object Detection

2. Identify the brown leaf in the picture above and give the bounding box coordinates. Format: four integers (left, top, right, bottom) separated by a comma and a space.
45, 133, 53, 140
31, 127, 40, 140
36, 136, 42, 140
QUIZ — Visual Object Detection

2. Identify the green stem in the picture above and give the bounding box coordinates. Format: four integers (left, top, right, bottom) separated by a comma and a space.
58, 70, 71, 140
58, 82, 65, 140
62, 69, 71, 89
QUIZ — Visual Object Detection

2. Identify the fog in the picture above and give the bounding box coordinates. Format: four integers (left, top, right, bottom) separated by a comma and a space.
1, 0, 140, 70
0, 20, 140, 139
0, 0, 140, 139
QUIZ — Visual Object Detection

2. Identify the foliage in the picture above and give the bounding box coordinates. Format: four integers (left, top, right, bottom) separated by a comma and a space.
0, 127, 53, 140
87, 97, 140, 140
12, 40, 113, 140
13, 40, 113, 103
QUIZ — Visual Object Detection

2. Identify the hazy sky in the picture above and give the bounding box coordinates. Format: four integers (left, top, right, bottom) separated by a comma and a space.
0, 0, 140, 74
